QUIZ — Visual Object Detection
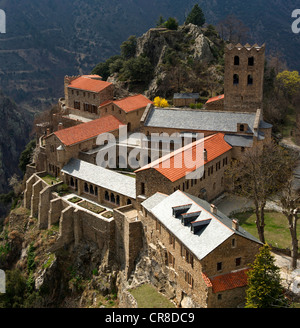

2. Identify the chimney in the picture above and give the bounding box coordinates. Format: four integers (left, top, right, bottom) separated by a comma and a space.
58, 122, 64, 131
204, 149, 207, 161
232, 219, 239, 231
210, 204, 217, 215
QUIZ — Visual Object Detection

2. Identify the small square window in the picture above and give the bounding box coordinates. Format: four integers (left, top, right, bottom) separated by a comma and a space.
236, 257, 242, 266
217, 262, 222, 271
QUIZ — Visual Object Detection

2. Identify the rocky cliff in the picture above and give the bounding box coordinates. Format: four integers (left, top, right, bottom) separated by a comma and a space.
104, 23, 224, 99
0, 93, 32, 195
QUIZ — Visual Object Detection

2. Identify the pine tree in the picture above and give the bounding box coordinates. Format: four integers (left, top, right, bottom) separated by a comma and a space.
185, 4, 205, 27
245, 244, 289, 308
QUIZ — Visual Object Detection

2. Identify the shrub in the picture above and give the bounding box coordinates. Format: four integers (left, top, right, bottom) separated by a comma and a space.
163, 17, 178, 30
154, 97, 170, 108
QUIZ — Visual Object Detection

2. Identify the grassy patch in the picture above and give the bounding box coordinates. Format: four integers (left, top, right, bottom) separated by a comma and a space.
102, 211, 113, 219
42, 175, 60, 185
68, 196, 82, 203
78, 201, 106, 214
234, 211, 300, 251
129, 284, 175, 308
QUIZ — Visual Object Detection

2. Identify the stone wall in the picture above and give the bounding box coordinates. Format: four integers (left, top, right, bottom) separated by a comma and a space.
135, 151, 231, 202
224, 44, 265, 112
139, 204, 261, 308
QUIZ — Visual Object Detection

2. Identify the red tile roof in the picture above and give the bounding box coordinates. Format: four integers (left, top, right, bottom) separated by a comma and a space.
206, 94, 224, 104
68, 76, 112, 93
113, 95, 153, 113
202, 269, 250, 293
135, 133, 232, 182
54, 115, 124, 146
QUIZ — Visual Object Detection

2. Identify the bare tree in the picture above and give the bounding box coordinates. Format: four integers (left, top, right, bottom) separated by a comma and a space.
226, 142, 296, 243
280, 177, 300, 269
217, 14, 249, 44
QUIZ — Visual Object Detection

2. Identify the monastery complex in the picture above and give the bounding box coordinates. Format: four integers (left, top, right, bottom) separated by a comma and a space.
24, 43, 272, 308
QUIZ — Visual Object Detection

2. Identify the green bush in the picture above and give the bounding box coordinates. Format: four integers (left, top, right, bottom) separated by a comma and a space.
163, 17, 178, 30
121, 35, 137, 60
27, 243, 36, 274
121, 55, 153, 82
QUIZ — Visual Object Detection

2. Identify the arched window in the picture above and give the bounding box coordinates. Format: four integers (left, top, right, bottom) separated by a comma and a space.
127, 199, 132, 205
84, 183, 89, 193
110, 193, 115, 203
90, 185, 94, 194
70, 177, 75, 187
240, 124, 245, 132
248, 75, 253, 85
248, 56, 254, 66
116, 195, 120, 206
105, 191, 109, 201
234, 56, 240, 65
233, 74, 239, 85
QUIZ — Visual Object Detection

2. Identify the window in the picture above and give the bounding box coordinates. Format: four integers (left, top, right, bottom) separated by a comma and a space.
141, 183, 145, 195
248, 56, 254, 66
185, 271, 194, 288
240, 124, 245, 132
74, 101, 81, 110
216, 161, 221, 171
236, 257, 242, 267
248, 74, 253, 85
168, 252, 175, 268
156, 220, 161, 234
232, 238, 236, 248
234, 56, 240, 65
169, 233, 175, 249
217, 262, 222, 271
218, 294, 222, 300
233, 74, 239, 85
223, 157, 228, 167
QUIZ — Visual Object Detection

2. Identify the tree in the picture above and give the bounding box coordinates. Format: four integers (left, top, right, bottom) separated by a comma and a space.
225, 142, 295, 243
217, 14, 249, 44
156, 15, 166, 27
153, 97, 170, 108
19, 139, 36, 174
121, 35, 137, 60
276, 70, 300, 98
185, 4, 205, 27
245, 244, 289, 308
121, 55, 153, 82
164, 17, 178, 30
91, 55, 123, 80
280, 177, 300, 269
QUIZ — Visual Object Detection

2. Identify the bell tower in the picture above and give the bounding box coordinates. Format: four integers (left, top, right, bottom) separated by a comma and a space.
223, 43, 265, 113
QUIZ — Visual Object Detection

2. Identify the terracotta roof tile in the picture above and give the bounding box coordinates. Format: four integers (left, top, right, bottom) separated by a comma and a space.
113, 94, 153, 113
54, 115, 124, 146
206, 94, 224, 104
68, 76, 112, 93
205, 269, 250, 293
135, 133, 232, 182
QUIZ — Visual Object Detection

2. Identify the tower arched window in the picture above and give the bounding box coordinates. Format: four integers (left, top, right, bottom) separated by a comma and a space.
234, 56, 240, 65
233, 74, 239, 85
248, 75, 253, 85
248, 56, 254, 66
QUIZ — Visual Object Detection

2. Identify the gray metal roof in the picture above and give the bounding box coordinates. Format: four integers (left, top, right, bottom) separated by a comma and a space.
144, 108, 260, 134
224, 134, 253, 148
142, 190, 261, 260
173, 93, 200, 99
61, 158, 136, 199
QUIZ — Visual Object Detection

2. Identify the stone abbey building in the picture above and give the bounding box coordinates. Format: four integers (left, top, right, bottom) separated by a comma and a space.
24, 43, 271, 308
